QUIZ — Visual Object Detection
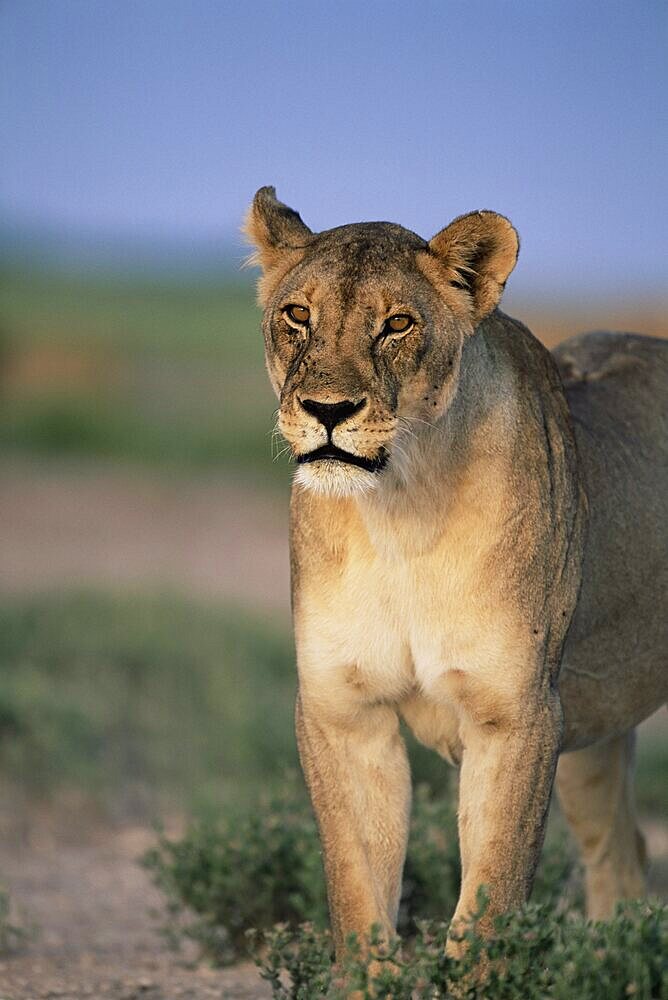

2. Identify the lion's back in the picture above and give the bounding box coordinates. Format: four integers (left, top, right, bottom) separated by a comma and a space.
555, 329, 667, 539
554, 330, 668, 430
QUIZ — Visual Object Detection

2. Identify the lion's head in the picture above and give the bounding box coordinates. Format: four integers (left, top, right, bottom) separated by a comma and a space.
245, 187, 519, 496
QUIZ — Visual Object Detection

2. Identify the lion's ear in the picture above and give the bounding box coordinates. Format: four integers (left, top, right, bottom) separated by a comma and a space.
428, 211, 519, 323
244, 187, 313, 303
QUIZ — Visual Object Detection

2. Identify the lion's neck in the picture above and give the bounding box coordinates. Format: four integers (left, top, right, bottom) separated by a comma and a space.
355, 323, 520, 556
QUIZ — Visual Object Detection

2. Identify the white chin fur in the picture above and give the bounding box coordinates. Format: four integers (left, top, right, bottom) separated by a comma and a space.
294, 460, 379, 498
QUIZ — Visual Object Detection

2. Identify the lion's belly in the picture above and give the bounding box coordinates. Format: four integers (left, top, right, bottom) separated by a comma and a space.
559, 608, 668, 750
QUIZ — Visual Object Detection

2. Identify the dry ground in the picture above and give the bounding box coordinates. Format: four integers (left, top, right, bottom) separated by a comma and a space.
0, 457, 290, 615
0, 812, 270, 1000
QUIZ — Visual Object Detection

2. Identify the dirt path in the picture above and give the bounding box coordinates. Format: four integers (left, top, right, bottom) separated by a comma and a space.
0, 457, 290, 616
0, 819, 271, 1000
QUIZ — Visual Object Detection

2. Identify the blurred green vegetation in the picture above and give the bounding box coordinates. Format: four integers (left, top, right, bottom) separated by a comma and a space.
0, 393, 279, 477
1, 266, 261, 359
0, 265, 288, 483
636, 738, 668, 816
0, 591, 457, 815
0, 592, 296, 812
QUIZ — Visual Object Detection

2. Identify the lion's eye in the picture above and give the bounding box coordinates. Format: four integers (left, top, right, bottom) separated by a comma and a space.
284, 304, 310, 326
383, 314, 414, 336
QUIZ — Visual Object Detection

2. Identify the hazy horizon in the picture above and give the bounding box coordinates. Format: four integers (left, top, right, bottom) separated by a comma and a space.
2, 1, 666, 297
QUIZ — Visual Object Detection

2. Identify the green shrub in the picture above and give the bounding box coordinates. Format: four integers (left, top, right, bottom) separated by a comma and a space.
143, 780, 577, 966
143, 781, 328, 964
252, 898, 668, 999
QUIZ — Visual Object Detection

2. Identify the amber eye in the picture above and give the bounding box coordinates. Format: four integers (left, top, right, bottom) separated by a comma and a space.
383, 314, 414, 336
284, 304, 310, 326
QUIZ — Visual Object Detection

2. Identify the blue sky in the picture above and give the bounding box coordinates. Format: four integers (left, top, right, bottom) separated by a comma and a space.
1, 0, 666, 293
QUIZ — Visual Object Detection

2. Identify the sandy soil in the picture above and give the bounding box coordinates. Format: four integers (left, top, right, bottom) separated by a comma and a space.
0, 817, 270, 1000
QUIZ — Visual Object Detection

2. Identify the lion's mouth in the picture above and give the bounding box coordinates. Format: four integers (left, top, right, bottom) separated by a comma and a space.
296, 444, 388, 473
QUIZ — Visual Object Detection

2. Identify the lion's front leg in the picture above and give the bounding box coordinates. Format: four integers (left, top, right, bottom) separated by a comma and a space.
295, 691, 411, 958
446, 674, 562, 951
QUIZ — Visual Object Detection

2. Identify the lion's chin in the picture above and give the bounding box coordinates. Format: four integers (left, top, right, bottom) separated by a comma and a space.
294, 459, 380, 498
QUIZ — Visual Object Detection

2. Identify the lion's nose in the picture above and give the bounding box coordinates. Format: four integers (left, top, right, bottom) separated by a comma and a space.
299, 397, 366, 435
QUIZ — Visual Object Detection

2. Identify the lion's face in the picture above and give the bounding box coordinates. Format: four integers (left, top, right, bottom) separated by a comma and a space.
265, 225, 468, 496
246, 189, 518, 496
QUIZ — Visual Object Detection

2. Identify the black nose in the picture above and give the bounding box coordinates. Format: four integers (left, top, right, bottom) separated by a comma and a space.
300, 397, 366, 435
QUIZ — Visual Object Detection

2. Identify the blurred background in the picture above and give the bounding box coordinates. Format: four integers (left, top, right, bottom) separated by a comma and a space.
0, 0, 666, 993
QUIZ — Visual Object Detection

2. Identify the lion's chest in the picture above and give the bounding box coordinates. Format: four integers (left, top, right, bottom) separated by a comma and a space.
296, 521, 516, 707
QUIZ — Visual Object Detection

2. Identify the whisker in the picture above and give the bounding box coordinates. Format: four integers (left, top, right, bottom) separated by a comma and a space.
402, 414, 435, 429
273, 442, 293, 462
269, 422, 285, 460
391, 441, 411, 467
397, 418, 417, 440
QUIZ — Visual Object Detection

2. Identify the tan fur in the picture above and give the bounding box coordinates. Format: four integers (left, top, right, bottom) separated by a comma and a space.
246, 187, 668, 958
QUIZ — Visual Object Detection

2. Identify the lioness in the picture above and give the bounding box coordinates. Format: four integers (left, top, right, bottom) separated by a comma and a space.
245, 187, 667, 957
